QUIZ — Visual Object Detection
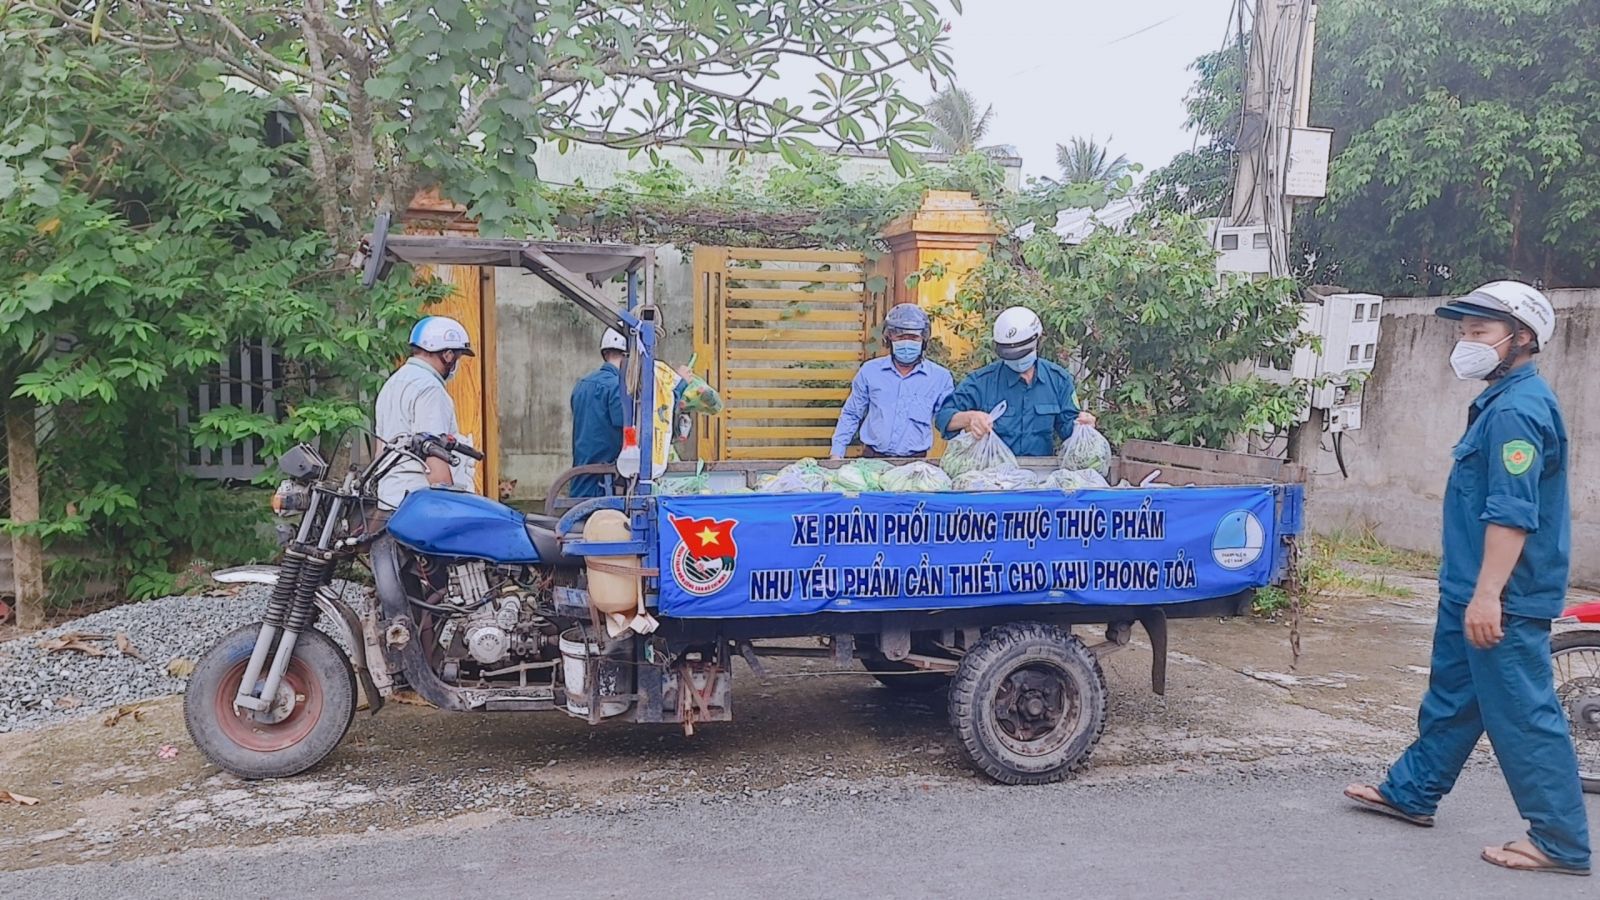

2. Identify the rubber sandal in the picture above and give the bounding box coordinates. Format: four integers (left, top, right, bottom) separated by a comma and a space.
1481, 842, 1591, 877
1342, 785, 1435, 827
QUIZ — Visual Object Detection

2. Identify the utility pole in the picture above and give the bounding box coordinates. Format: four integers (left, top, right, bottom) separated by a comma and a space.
1230, 0, 1322, 463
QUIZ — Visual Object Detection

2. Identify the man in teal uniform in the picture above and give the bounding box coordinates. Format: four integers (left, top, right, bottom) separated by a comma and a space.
935, 306, 1089, 457
1344, 281, 1590, 877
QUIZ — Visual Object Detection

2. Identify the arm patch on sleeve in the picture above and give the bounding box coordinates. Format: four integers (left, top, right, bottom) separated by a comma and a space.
1502, 439, 1536, 475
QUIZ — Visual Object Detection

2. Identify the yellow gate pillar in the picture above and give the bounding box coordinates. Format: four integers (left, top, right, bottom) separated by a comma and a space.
880, 190, 1001, 365
402, 190, 499, 498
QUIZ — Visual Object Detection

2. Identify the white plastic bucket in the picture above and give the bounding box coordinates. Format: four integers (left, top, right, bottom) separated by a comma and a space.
559, 628, 633, 718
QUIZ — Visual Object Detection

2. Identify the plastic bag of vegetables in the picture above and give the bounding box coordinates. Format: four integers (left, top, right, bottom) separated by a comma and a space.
1043, 468, 1110, 491
952, 467, 1040, 492
878, 462, 954, 493
941, 403, 1018, 478
829, 459, 890, 493
656, 474, 710, 495
1058, 423, 1111, 477
759, 458, 832, 493
677, 374, 724, 415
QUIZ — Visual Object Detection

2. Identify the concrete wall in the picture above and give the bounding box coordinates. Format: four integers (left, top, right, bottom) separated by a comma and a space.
1308, 288, 1600, 585
496, 145, 1023, 502
496, 246, 697, 500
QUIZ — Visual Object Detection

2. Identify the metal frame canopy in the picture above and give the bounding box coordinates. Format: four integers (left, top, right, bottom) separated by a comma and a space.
356, 215, 667, 525
358, 214, 654, 335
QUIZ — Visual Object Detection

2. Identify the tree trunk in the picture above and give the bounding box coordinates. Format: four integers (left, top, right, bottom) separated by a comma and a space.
5, 402, 46, 630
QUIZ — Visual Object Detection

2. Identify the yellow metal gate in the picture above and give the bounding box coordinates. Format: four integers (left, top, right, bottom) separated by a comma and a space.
693, 247, 885, 460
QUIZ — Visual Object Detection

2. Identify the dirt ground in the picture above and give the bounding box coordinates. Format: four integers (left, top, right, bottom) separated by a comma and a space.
0, 560, 1489, 873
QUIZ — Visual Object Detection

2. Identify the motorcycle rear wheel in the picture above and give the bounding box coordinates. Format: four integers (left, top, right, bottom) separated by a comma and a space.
184, 623, 356, 779
1552, 630, 1600, 794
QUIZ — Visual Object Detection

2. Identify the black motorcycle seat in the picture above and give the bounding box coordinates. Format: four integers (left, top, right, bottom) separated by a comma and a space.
525, 513, 561, 530
525, 519, 582, 569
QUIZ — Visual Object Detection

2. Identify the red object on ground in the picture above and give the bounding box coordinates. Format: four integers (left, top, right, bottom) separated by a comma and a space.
0, 599, 11, 624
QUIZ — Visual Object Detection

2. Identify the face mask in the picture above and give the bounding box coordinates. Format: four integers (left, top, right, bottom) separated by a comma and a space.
1003, 351, 1037, 373
1448, 334, 1511, 380
891, 340, 923, 364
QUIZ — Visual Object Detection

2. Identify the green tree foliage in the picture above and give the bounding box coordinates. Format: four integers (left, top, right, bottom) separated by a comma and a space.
27, 0, 959, 244
0, 2, 966, 598
926, 86, 995, 155
1053, 136, 1131, 189
935, 217, 1309, 449
0, 16, 436, 598
545, 147, 1013, 250
1140, 43, 1245, 217
1305, 0, 1600, 293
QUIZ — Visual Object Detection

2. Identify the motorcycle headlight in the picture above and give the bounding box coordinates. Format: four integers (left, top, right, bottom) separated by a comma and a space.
271, 480, 312, 516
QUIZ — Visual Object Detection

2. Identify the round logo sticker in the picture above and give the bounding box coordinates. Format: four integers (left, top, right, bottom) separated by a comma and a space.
1212, 510, 1265, 570
670, 542, 735, 596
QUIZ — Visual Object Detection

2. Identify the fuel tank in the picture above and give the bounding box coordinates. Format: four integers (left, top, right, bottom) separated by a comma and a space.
386, 488, 540, 564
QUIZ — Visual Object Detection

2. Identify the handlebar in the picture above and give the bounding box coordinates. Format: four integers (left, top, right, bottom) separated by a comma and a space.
412, 433, 485, 462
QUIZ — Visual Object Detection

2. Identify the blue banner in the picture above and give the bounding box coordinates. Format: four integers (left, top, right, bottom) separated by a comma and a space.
656, 487, 1284, 618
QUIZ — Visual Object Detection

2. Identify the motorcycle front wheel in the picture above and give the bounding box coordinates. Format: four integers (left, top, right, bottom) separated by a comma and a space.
184, 623, 357, 779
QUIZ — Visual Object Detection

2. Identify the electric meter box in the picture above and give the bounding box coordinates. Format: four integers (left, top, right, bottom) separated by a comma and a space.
1254, 292, 1382, 432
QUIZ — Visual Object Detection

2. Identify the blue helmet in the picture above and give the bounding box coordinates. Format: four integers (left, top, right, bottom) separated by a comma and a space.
883, 303, 930, 337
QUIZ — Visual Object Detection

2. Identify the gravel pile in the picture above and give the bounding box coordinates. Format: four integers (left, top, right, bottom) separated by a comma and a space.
0, 582, 371, 734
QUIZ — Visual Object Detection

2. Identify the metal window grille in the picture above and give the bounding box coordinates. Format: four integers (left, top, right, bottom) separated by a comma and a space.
180, 339, 281, 480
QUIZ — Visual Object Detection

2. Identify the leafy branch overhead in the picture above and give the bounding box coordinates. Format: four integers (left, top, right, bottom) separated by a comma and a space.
23, 0, 959, 244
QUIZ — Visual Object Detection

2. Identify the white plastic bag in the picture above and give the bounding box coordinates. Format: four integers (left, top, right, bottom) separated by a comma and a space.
952, 466, 1039, 492
879, 462, 954, 493
759, 458, 832, 493
1057, 423, 1111, 477
941, 402, 1018, 478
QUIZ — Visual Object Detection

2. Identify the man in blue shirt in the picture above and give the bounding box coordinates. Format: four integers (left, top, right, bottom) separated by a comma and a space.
568, 328, 629, 497
1344, 281, 1589, 877
935, 306, 1091, 458
830, 304, 955, 459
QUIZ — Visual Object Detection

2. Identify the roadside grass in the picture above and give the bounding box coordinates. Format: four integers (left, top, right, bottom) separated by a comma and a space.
1316, 524, 1438, 575
1252, 526, 1434, 616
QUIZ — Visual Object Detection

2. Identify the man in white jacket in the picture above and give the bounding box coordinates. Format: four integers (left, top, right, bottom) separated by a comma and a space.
373, 315, 476, 508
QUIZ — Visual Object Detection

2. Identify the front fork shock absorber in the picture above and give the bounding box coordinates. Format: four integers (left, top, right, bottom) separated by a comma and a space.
235, 495, 345, 713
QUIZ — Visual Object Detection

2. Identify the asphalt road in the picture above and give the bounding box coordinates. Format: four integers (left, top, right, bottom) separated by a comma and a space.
4, 765, 1594, 900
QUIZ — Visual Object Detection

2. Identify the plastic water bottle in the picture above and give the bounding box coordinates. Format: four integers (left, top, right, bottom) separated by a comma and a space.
615, 427, 641, 480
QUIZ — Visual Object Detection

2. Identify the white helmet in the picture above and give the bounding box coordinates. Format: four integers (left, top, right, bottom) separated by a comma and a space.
408, 316, 475, 355
1435, 280, 1555, 349
600, 328, 629, 354
992, 306, 1043, 360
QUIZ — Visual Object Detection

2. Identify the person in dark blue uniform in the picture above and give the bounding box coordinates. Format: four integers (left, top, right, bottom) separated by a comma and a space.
567, 328, 629, 498
935, 306, 1093, 457
1344, 281, 1590, 877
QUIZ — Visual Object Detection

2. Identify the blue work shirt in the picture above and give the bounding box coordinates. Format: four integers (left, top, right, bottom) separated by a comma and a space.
1438, 363, 1569, 619
569, 363, 626, 497
830, 356, 955, 457
936, 360, 1079, 458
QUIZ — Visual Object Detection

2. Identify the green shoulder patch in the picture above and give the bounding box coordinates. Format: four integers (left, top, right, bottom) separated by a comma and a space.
1502, 439, 1536, 475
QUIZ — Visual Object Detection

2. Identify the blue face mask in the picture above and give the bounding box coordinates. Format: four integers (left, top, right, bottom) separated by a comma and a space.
891, 340, 923, 364
1003, 352, 1037, 373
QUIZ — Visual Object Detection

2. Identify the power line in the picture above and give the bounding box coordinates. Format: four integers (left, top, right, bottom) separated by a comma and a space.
1104, 12, 1183, 47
